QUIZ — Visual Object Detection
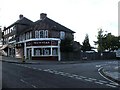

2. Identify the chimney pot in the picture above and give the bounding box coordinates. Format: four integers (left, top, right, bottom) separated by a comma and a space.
40, 13, 47, 20
19, 14, 23, 19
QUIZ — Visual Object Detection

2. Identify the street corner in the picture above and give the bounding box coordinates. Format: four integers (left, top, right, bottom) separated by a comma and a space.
98, 66, 120, 85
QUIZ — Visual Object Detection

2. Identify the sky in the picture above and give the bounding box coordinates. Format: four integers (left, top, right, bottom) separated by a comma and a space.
0, 0, 119, 47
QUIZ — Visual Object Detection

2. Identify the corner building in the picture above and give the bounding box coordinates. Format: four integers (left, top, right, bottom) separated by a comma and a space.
2, 13, 75, 61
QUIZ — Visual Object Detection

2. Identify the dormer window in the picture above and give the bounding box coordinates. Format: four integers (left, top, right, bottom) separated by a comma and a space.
60, 31, 65, 39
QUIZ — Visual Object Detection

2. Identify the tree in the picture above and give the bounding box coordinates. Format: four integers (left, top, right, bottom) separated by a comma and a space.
81, 34, 91, 52
94, 29, 105, 52
60, 37, 73, 52
94, 29, 120, 52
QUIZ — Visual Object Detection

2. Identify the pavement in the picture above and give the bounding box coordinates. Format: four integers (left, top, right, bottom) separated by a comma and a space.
0, 56, 120, 85
99, 65, 120, 85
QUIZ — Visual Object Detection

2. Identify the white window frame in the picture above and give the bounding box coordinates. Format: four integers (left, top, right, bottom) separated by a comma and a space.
30, 32, 32, 39
60, 31, 65, 39
45, 30, 48, 38
35, 30, 39, 38
39, 30, 44, 38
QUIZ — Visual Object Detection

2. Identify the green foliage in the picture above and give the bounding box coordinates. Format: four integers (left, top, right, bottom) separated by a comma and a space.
94, 29, 120, 52
60, 37, 73, 52
81, 34, 91, 52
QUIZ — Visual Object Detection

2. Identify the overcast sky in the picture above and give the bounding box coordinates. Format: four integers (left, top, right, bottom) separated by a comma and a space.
0, 0, 119, 46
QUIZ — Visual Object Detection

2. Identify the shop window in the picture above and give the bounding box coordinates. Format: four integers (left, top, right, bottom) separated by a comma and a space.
34, 49, 40, 56
34, 48, 51, 56
44, 48, 50, 55
52, 48, 58, 55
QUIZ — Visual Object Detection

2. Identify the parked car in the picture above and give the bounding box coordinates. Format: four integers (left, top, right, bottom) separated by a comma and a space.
116, 49, 120, 59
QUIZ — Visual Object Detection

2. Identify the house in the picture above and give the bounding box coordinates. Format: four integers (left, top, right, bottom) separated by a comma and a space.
1, 13, 75, 61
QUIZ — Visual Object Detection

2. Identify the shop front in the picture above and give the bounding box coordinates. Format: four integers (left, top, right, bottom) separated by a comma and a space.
16, 38, 61, 61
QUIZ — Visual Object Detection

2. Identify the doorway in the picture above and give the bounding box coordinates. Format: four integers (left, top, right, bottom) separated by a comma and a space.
26, 48, 32, 60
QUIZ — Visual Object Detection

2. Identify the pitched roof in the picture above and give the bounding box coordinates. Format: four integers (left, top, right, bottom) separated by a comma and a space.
4, 17, 33, 30
34, 17, 75, 33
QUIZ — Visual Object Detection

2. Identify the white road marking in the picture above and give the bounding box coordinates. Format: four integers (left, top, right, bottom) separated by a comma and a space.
109, 82, 119, 86
58, 72, 64, 74
79, 76, 86, 78
20, 79, 26, 83
38, 68, 42, 71
60, 73, 67, 76
54, 72, 60, 74
98, 80, 108, 83
95, 81, 103, 85
64, 73, 71, 76
31, 85, 37, 88
75, 77, 82, 80
71, 74, 78, 77
20, 79, 37, 88
106, 84, 117, 88
32, 67, 37, 70
88, 78, 97, 81
98, 67, 117, 83
16, 64, 119, 88
43, 69, 49, 72
48, 70, 54, 73
27, 67, 32, 69
84, 79, 93, 82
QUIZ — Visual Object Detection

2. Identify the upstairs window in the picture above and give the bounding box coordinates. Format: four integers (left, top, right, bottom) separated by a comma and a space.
35, 30, 48, 38
60, 31, 65, 39
45, 30, 48, 38
39, 30, 44, 38
30, 32, 32, 39
35, 30, 39, 38
23, 34, 25, 41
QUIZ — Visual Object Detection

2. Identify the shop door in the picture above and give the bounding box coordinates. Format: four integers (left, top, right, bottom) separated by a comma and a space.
27, 48, 32, 60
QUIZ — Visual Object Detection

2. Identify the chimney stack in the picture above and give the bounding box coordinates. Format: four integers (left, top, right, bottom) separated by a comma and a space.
40, 13, 47, 20
19, 14, 23, 19
4, 27, 6, 30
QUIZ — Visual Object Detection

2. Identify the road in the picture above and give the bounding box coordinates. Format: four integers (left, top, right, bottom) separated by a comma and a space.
2, 59, 120, 89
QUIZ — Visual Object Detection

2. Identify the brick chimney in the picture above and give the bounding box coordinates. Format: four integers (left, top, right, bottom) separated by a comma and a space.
4, 27, 6, 30
40, 13, 47, 20
19, 14, 23, 19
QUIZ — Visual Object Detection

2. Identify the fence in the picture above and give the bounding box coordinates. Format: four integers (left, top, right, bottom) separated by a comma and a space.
61, 51, 116, 61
